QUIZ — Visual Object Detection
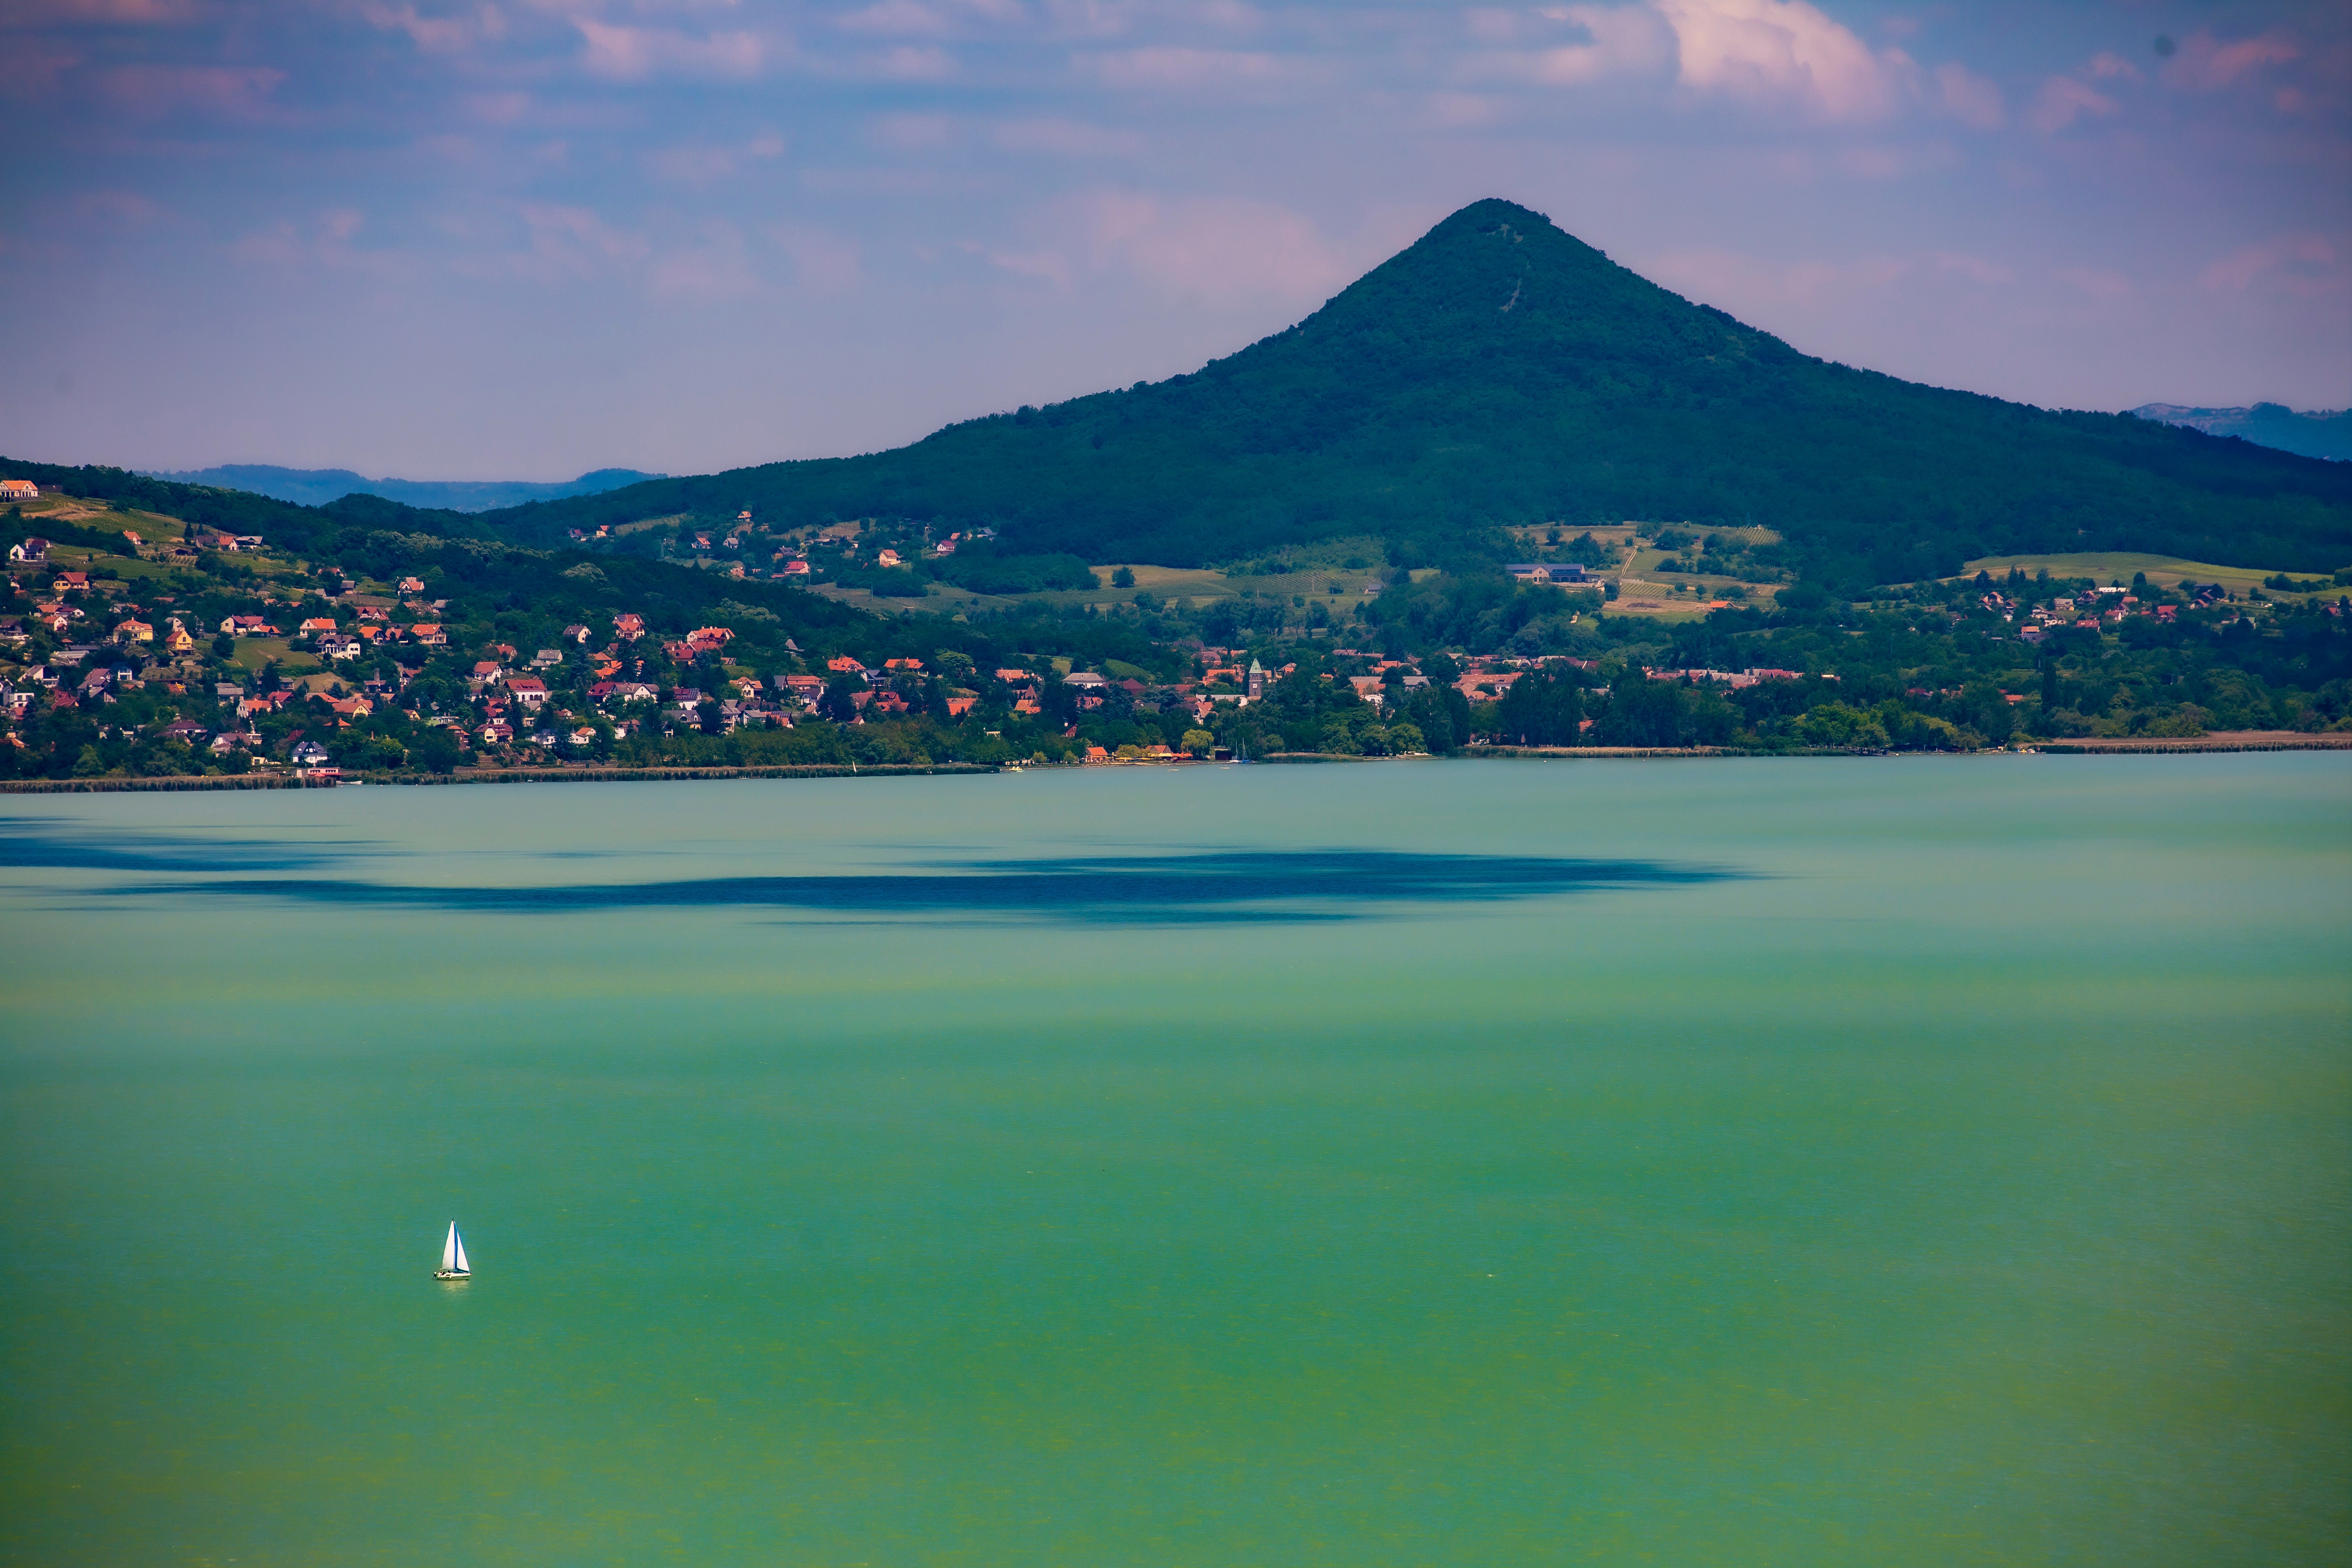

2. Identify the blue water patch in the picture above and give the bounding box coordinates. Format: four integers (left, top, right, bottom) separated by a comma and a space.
90, 850, 1733, 925
0, 815, 366, 873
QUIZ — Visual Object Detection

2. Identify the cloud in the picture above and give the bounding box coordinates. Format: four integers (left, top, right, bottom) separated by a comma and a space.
768, 225, 862, 290
230, 207, 412, 278
872, 111, 953, 147
836, 0, 1024, 32
648, 220, 757, 301
2085, 51, 2142, 84
464, 90, 530, 123
1653, 0, 1909, 122
5, 0, 198, 22
644, 129, 787, 183
1470, 4, 1673, 88
1931, 61, 2002, 129
1931, 252, 2014, 286
2198, 235, 2341, 298
863, 43, 955, 77
837, 0, 952, 36
1079, 46, 1283, 90
99, 64, 285, 119
1649, 245, 1912, 307
515, 202, 649, 279
359, 2, 506, 55
964, 240, 1073, 285
2162, 29, 2299, 93
72, 189, 168, 227
2055, 266, 2131, 301
990, 116, 1143, 156
1074, 191, 1345, 305
575, 20, 763, 80
2027, 76, 2116, 135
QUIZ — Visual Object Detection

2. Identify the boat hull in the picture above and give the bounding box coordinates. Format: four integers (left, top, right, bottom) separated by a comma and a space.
433, 1270, 471, 1281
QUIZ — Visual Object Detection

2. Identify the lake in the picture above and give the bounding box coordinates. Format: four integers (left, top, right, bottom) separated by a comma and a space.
2, 756, 2346, 1566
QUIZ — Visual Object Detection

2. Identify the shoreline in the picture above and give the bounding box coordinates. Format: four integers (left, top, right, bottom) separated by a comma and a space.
4, 731, 2346, 792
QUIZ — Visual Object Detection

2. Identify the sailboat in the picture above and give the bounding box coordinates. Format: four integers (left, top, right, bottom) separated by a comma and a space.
434, 1221, 472, 1281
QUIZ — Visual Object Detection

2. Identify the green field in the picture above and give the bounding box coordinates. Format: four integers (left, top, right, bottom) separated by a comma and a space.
1962, 551, 2345, 598
231, 638, 321, 674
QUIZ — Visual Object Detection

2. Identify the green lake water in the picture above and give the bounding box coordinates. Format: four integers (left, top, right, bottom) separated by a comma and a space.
1, 756, 2346, 1566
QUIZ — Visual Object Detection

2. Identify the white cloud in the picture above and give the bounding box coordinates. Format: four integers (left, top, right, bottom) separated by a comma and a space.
1653, 0, 1908, 122
2162, 29, 2299, 93
963, 239, 1073, 285
1649, 245, 1912, 307
1079, 46, 1283, 90
872, 111, 953, 147
2027, 76, 2116, 135
1074, 191, 1345, 305
99, 64, 285, 119
1932, 252, 2014, 286
991, 116, 1143, 155
646, 131, 783, 185
515, 203, 650, 279
768, 225, 862, 290
575, 20, 763, 80
1461, 4, 1671, 88
2199, 235, 2340, 297
229, 207, 413, 278
864, 43, 955, 77
648, 220, 757, 301
2055, 266, 2132, 301
837, 0, 951, 36
359, 2, 506, 54
1932, 61, 2002, 129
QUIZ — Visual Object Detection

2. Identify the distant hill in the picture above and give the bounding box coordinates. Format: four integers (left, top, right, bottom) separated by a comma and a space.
2127, 404, 2352, 464
142, 464, 665, 513
472, 199, 2352, 584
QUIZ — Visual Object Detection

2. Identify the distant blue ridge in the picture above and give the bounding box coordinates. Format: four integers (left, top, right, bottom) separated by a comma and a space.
137, 464, 666, 513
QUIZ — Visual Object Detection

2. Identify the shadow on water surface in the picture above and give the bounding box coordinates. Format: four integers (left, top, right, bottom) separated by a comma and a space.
0, 823, 1743, 925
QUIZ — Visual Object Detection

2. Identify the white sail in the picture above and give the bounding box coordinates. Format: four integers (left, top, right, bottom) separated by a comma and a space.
452, 1228, 470, 1274
441, 1221, 461, 1274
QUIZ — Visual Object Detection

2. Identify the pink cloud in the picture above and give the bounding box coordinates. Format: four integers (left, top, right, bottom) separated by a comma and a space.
2163, 29, 2299, 93
100, 64, 285, 119
1654, 0, 1908, 122
1932, 61, 2003, 129
2027, 75, 2115, 134
71, 189, 167, 226
576, 21, 763, 81
2055, 266, 2132, 301
2198, 235, 2341, 297
1079, 47, 1283, 91
359, 2, 505, 54
1074, 192, 1345, 305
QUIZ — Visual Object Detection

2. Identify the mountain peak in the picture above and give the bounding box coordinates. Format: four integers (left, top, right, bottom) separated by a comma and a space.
475, 200, 2352, 581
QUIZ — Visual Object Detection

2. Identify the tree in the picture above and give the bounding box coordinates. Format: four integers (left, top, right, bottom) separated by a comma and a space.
1111, 566, 1136, 588
1493, 668, 1584, 745
412, 728, 462, 773
1180, 728, 1214, 756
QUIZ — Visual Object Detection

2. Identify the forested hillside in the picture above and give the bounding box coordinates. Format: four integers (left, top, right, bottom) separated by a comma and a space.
471, 199, 2352, 586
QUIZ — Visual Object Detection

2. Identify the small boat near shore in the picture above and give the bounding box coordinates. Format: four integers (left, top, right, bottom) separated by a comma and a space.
434, 1221, 471, 1281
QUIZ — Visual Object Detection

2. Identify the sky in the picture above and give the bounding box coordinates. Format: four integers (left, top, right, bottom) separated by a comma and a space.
2, 0, 2347, 480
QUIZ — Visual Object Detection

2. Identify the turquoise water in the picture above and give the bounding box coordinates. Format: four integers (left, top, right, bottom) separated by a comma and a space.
2, 757, 2346, 1566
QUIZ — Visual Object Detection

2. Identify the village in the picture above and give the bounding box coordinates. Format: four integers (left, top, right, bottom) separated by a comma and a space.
3, 478, 2348, 783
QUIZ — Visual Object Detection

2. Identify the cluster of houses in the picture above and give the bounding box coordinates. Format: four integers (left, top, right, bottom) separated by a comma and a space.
2000, 587, 2172, 644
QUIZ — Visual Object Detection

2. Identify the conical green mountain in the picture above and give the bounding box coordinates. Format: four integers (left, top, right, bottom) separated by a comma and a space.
499, 199, 2351, 581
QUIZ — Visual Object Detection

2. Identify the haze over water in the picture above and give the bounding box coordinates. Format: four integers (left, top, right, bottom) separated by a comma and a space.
2, 756, 2346, 1566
